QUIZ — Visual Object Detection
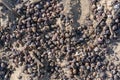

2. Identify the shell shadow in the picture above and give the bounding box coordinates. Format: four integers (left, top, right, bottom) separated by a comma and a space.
70, 0, 81, 27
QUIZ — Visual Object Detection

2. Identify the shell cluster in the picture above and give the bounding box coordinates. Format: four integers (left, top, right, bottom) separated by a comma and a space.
0, 0, 120, 80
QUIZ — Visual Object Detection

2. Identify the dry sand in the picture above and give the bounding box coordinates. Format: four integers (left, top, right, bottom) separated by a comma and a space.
79, 0, 90, 24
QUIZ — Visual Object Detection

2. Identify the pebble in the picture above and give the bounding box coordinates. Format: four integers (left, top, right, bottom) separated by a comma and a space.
0, 0, 120, 80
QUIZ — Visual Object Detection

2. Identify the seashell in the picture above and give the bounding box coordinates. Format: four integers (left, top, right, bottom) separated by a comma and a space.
91, 4, 96, 10
91, 63, 95, 68
93, 72, 97, 77
41, 9, 45, 13
48, 7, 53, 11
112, 25, 118, 31
18, 75, 22, 79
97, 36, 104, 44
115, 18, 119, 23
94, 47, 99, 52
106, 71, 113, 78
65, 33, 70, 38
72, 68, 77, 75
45, 34, 50, 39
23, 70, 28, 74
46, 2, 50, 7
86, 65, 90, 70
31, 27, 36, 32
21, 20, 26, 24
28, 68, 33, 74
33, 16, 38, 22
35, 4, 41, 9
52, 33, 58, 41
1, 62, 5, 68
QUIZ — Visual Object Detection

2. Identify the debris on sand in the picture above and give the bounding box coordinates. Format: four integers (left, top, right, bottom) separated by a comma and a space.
0, 0, 120, 80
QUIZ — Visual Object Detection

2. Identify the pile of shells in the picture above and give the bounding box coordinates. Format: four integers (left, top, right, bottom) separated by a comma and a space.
0, 0, 120, 80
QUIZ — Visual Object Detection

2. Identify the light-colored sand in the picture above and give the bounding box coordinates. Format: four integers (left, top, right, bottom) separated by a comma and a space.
10, 65, 31, 80
100, 0, 113, 11
113, 43, 120, 65
79, 0, 90, 24
10, 66, 24, 80
62, 0, 71, 15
